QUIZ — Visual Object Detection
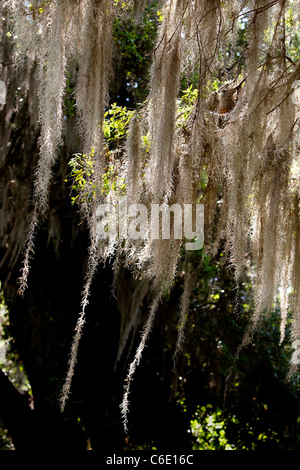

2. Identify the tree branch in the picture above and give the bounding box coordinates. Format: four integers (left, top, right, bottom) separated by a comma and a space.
0, 368, 35, 450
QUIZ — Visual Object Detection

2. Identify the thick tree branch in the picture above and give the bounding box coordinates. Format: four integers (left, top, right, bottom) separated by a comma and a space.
0, 368, 35, 450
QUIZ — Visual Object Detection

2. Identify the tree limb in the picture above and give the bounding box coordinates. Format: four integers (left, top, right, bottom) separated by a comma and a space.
0, 368, 35, 450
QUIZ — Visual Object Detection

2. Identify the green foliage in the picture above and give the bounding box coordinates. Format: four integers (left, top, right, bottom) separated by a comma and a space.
0, 423, 14, 450
176, 85, 198, 127
191, 405, 236, 450
0, 291, 30, 449
0, 292, 31, 395
67, 104, 136, 203
102, 162, 126, 197
112, 2, 159, 104
285, 6, 300, 62
167, 248, 300, 451
67, 152, 96, 205
68, 86, 206, 207
103, 103, 134, 146
28, 1, 52, 19
68, 154, 126, 203
190, 403, 283, 451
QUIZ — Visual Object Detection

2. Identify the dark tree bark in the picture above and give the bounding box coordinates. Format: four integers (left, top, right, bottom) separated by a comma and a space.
0, 368, 35, 450
0, 365, 89, 451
